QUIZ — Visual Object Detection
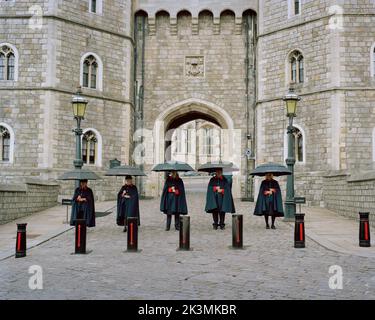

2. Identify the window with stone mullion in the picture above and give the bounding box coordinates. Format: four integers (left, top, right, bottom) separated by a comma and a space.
83, 62, 90, 88
298, 56, 304, 83
0, 54, 4, 80
90, 62, 97, 89
291, 58, 297, 83
7, 53, 15, 80
0, 128, 10, 162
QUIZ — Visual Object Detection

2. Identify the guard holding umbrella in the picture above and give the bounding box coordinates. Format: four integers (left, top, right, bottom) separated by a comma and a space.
58, 168, 101, 228
198, 161, 237, 230
152, 161, 192, 231
71, 179, 96, 228
251, 163, 291, 229
117, 175, 140, 232
105, 164, 146, 232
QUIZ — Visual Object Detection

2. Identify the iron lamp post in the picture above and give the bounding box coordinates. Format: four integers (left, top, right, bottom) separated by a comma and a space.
71, 87, 88, 188
283, 88, 301, 221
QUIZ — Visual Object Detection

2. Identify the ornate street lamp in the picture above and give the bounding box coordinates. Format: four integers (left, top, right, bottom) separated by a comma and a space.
71, 87, 88, 188
283, 88, 301, 221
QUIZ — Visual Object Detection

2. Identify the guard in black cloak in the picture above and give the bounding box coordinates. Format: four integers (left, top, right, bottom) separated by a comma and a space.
70, 179, 96, 227
205, 168, 235, 230
116, 175, 140, 232
160, 170, 188, 231
254, 173, 284, 229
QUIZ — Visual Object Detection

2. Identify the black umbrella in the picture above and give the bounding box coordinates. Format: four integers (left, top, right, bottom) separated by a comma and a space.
58, 168, 102, 180
152, 161, 195, 172
197, 161, 239, 173
250, 163, 292, 177
105, 165, 146, 177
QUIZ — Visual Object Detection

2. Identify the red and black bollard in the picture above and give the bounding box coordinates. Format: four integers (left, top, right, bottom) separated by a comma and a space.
359, 212, 371, 247
179, 216, 190, 251
294, 213, 305, 248
15, 223, 27, 258
75, 219, 87, 254
127, 217, 139, 252
232, 214, 243, 249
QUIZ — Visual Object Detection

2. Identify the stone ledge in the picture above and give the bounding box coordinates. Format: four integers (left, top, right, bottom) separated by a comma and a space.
25, 178, 60, 187
347, 171, 375, 183
0, 184, 27, 192
322, 170, 350, 178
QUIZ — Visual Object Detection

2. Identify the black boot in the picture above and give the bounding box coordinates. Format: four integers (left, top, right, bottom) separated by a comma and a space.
219, 213, 225, 230
123, 226, 127, 232
212, 212, 219, 230
165, 215, 171, 231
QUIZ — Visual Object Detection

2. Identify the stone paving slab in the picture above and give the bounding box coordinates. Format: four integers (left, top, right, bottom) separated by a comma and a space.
0, 192, 374, 299
0, 201, 116, 261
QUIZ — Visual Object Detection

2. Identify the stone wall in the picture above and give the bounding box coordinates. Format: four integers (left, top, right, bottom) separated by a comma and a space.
0, 0, 134, 200
323, 171, 375, 226
0, 179, 60, 225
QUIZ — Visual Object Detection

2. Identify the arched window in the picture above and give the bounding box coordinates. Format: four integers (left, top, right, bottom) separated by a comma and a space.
83, 55, 97, 89
0, 44, 17, 81
284, 125, 305, 164
80, 53, 103, 91
81, 129, 102, 166
0, 123, 14, 163
289, 50, 304, 84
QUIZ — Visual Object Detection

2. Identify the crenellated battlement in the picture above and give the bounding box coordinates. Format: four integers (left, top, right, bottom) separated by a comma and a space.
135, 9, 256, 36
135, 0, 257, 36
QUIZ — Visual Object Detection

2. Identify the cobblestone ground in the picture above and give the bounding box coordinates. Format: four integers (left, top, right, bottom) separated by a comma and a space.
1, 189, 375, 300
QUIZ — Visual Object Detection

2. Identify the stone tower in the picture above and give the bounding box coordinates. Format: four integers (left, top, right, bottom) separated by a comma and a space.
133, 0, 258, 198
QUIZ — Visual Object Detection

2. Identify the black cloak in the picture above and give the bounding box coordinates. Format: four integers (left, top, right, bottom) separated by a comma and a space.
205, 175, 235, 214
160, 176, 188, 215
116, 184, 140, 226
70, 187, 96, 227
254, 179, 284, 217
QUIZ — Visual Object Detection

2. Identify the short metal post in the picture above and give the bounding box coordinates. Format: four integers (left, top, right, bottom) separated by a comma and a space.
127, 217, 138, 252
179, 216, 190, 250
294, 213, 305, 248
232, 214, 243, 249
15, 223, 27, 258
359, 212, 371, 247
75, 219, 87, 254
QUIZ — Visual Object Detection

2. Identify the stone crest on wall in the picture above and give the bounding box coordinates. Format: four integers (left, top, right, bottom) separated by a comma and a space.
185, 56, 204, 78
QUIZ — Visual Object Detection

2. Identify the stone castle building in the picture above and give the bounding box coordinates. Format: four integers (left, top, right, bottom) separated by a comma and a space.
1, 1, 375, 222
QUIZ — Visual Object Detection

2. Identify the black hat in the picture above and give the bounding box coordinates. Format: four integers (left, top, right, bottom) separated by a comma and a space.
80, 179, 88, 183
125, 175, 133, 180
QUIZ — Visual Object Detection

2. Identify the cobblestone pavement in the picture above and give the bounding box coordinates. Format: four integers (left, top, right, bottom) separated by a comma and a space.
1, 191, 375, 300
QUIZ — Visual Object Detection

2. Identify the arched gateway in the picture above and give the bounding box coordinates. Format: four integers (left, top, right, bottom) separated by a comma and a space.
140, 98, 242, 198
